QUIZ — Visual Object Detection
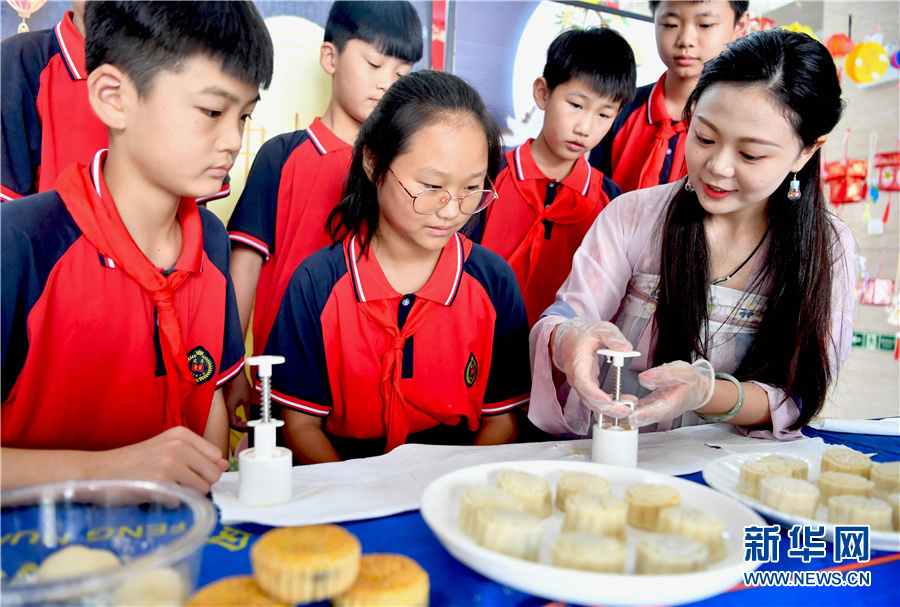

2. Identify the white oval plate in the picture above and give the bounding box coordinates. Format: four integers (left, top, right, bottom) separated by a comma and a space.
702, 451, 900, 553
420, 460, 766, 606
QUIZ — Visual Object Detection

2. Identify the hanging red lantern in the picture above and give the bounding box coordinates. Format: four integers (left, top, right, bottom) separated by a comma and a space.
826, 33, 855, 59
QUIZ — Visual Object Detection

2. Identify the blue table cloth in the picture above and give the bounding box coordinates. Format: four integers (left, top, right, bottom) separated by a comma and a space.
198, 428, 900, 606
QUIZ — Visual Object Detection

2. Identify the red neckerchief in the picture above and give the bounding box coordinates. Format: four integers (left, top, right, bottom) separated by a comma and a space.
617, 72, 687, 190
636, 122, 686, 189
503, 142, 597, 290
344, 236, 443, 452
357, 298, 436, 453
54, 156, 201, 430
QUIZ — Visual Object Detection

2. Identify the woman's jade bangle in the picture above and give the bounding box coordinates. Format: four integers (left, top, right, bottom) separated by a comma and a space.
696, 372, 744, 423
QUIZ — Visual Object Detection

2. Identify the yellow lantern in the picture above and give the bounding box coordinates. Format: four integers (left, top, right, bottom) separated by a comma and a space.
780, 22, 818, 41
845, 41, 889, 84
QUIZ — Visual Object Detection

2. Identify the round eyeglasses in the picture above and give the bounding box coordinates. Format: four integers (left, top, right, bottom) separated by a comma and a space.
388, 168, 498, 215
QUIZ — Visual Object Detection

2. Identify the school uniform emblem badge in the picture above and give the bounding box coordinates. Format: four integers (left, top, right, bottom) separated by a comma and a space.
464, 353, 478, 387
187, 346, 215, 385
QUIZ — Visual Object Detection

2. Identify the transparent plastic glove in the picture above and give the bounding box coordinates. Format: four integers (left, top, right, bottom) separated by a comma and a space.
629, 359, 715, 427
551, 318, 636, 419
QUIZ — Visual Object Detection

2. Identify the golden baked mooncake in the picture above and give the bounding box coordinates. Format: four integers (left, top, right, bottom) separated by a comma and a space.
333, 553, 429, 607
186, 575, 287, 606
250, 525, 361, 604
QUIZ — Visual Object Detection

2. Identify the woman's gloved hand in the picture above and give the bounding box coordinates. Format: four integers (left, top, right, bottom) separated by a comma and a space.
551, 318, 636, 419
629, 359, 715, 427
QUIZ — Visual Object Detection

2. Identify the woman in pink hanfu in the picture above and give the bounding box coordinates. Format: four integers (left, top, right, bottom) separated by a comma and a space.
529, 30, 857, 441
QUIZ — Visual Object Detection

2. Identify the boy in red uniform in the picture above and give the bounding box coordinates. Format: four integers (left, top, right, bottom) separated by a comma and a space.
473, 28, 636, 326
0, 2, 232, 204
225, 1, 423, 425
0, 2, 103, 201
589, 1, 749, 193
0, 1, 274, 492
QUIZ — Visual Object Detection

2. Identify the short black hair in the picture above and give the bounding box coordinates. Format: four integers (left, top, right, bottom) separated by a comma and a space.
84, 1, 274, 96
325, 1, 423, 64
543, 27, 637, 106
649, 1, 750, 25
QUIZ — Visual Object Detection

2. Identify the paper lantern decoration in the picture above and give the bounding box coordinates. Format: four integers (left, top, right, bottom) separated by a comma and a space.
826, 33, 855, 59
845, 41, 889, 83
825, 157, 868, 204
6, 0, 46, 33
7, 0, 44, 16
875, 152, 900, 192
781, 22, 818, 41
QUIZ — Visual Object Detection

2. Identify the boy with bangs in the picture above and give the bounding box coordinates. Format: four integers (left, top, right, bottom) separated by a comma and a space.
226, 1, 423, 428
472, 27, 635, 327
1, 1, 273, 492
589, 1, 749, 193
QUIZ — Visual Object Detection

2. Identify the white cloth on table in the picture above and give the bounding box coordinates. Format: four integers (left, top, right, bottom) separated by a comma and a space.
808, 418, 900, 436
211, 424, 832, 527
528, 181, 858, 441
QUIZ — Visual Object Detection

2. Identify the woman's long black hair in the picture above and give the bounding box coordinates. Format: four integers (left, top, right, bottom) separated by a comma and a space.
653, 29, 846, 429
327, 70, 502, 254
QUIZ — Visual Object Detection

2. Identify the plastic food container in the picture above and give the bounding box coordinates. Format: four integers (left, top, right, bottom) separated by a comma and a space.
1, 480, 217, 606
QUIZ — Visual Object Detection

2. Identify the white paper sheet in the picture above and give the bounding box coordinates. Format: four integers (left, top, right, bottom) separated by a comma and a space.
212, 424, 831, 527
807, 417, 900, 436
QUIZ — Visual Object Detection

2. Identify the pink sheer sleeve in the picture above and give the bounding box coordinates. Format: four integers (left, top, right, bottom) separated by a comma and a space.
527, 184, 675, 436
739, 215, 857, 440
827, 217, 858, 382
527, 184, 856, 440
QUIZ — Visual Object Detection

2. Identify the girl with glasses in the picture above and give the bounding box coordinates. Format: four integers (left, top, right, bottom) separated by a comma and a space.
264, 70, 531, 463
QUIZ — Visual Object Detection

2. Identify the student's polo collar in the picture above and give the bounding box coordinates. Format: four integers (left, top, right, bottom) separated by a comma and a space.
512, 139, 592, 197
54, 11, 87, 81
306, 117, 353, 155
646, 72, 675, 125
346, 233, 469, 306
87, 150, 204, 273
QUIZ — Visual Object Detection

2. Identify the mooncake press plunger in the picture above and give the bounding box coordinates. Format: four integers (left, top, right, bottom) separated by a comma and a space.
592, 349, 641, 468
238, 356, 292, 506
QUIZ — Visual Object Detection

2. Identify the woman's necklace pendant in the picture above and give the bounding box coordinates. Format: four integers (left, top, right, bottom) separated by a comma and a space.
709, 224, 772, 287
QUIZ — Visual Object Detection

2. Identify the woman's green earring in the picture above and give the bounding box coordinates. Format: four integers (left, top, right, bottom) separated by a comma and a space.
788, 173, 801, 201
684, 177, 694, 192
